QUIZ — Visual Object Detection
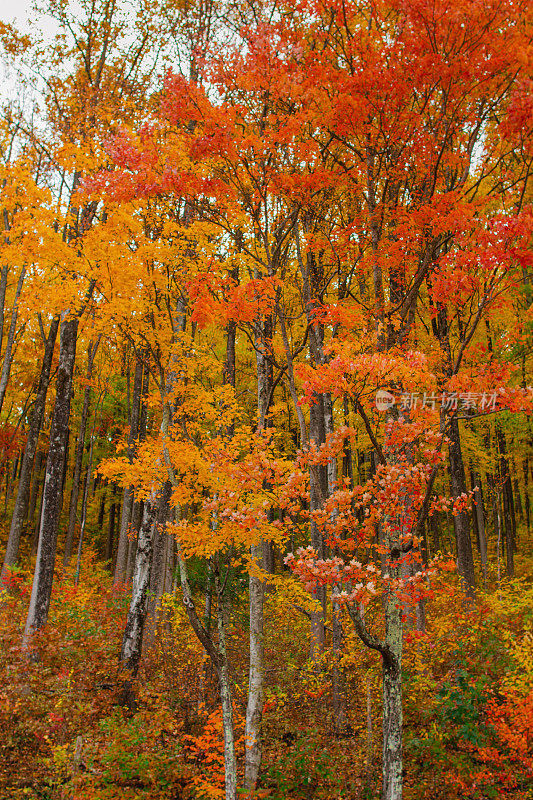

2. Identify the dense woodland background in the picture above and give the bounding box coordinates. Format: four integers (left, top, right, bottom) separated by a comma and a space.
0, 0, 532, 798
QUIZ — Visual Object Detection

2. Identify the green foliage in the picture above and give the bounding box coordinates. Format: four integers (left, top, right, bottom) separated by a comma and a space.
262, 728, 350, 800
95, 709, 185, 790
436, 670, 489, 746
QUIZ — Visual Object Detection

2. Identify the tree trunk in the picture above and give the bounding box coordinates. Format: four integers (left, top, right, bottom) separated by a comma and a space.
23, 314, 78, 649
31, 469, 45, 556
523, 456, 530, 532
125, 500, 143, 582
496, 426, 515, 577
295, 230, 330, 654
1, 316, 59, 582
105, 494, 116, 565
0, 262, 8, 356
472, 472, 487, 587
447, 417, 476, 596
74, 396, 102, 584
513, 475, 523, 522
0, 265, 26, 417
97, 492, 106, 529
118, 394, 170, 706
28, 450, 45, 526
309, 396, 327, 654
244, 543, 264, 790
245, 311, 268, 792
115, 488, 134, 583
145, 481, 172, 642
430, 513, 440, 553
74, 455, 90, 585
218, 586, 238, 800
331, 586, 347, 732
364, 675, 374, 781
118, 496, 157, 708
6, 457, 18, 505
114, 355, 143, 584
382, 594, 403, 800
64, 339, 99, 565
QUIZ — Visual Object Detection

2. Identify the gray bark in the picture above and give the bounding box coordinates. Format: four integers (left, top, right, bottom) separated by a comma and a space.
244, 311, 269, 791
97, 492, 105, 528
64, 338, 100, 565
31, 465, 45, 556
125, 500, 143, 582
513, 474, 523, 523
28, 450, 45, 527
105, 491, 117, 565
382, 594, 403, 800
365, 675, 374, 776
323, 390, 348, 729
74, 428, 94, 585
244, 543, 264, 790
331, 584, 347, 731
23, 314, 78, 650
472, 471, 487, 586
173, 499, 238, 800
145, 482, 172, 642
168, 495, 238, 800
295, 231, 330, 653
118, 496, 157, 708
0, 265, 26, 417
448, 417, 476, 596
432, 304, 475, 595
523, 456, 530, 531
115, 487, 134, 583
114, 355, 143, 584
117, 397, 171, 706
347, 592, 403, 800
1, 316, 59, 582
74, 390, 104, 584
7, 457, 18, 501
309, 396, 327, 654
217, 585, 238, 800
496, 426, 515, 577
381, 422, 404, 800
0, 262, 8, 355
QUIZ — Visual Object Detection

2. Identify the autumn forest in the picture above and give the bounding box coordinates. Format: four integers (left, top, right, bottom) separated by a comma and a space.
0, 0, 532, 798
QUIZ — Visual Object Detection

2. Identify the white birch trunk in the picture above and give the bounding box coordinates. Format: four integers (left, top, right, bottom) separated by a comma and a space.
217, 587, 238, 800
382, 592, 403, 800
244, 543, 264, 790
118, 497, 157, 707
114, 355, 143, 584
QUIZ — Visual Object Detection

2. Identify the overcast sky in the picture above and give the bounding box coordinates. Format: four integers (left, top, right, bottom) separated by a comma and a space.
2, 0, 61, 39
2, 0, 32, 29
1, 0, 63, 106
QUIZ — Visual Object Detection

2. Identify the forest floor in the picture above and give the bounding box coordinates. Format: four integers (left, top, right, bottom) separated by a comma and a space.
0, 547, 532, 800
